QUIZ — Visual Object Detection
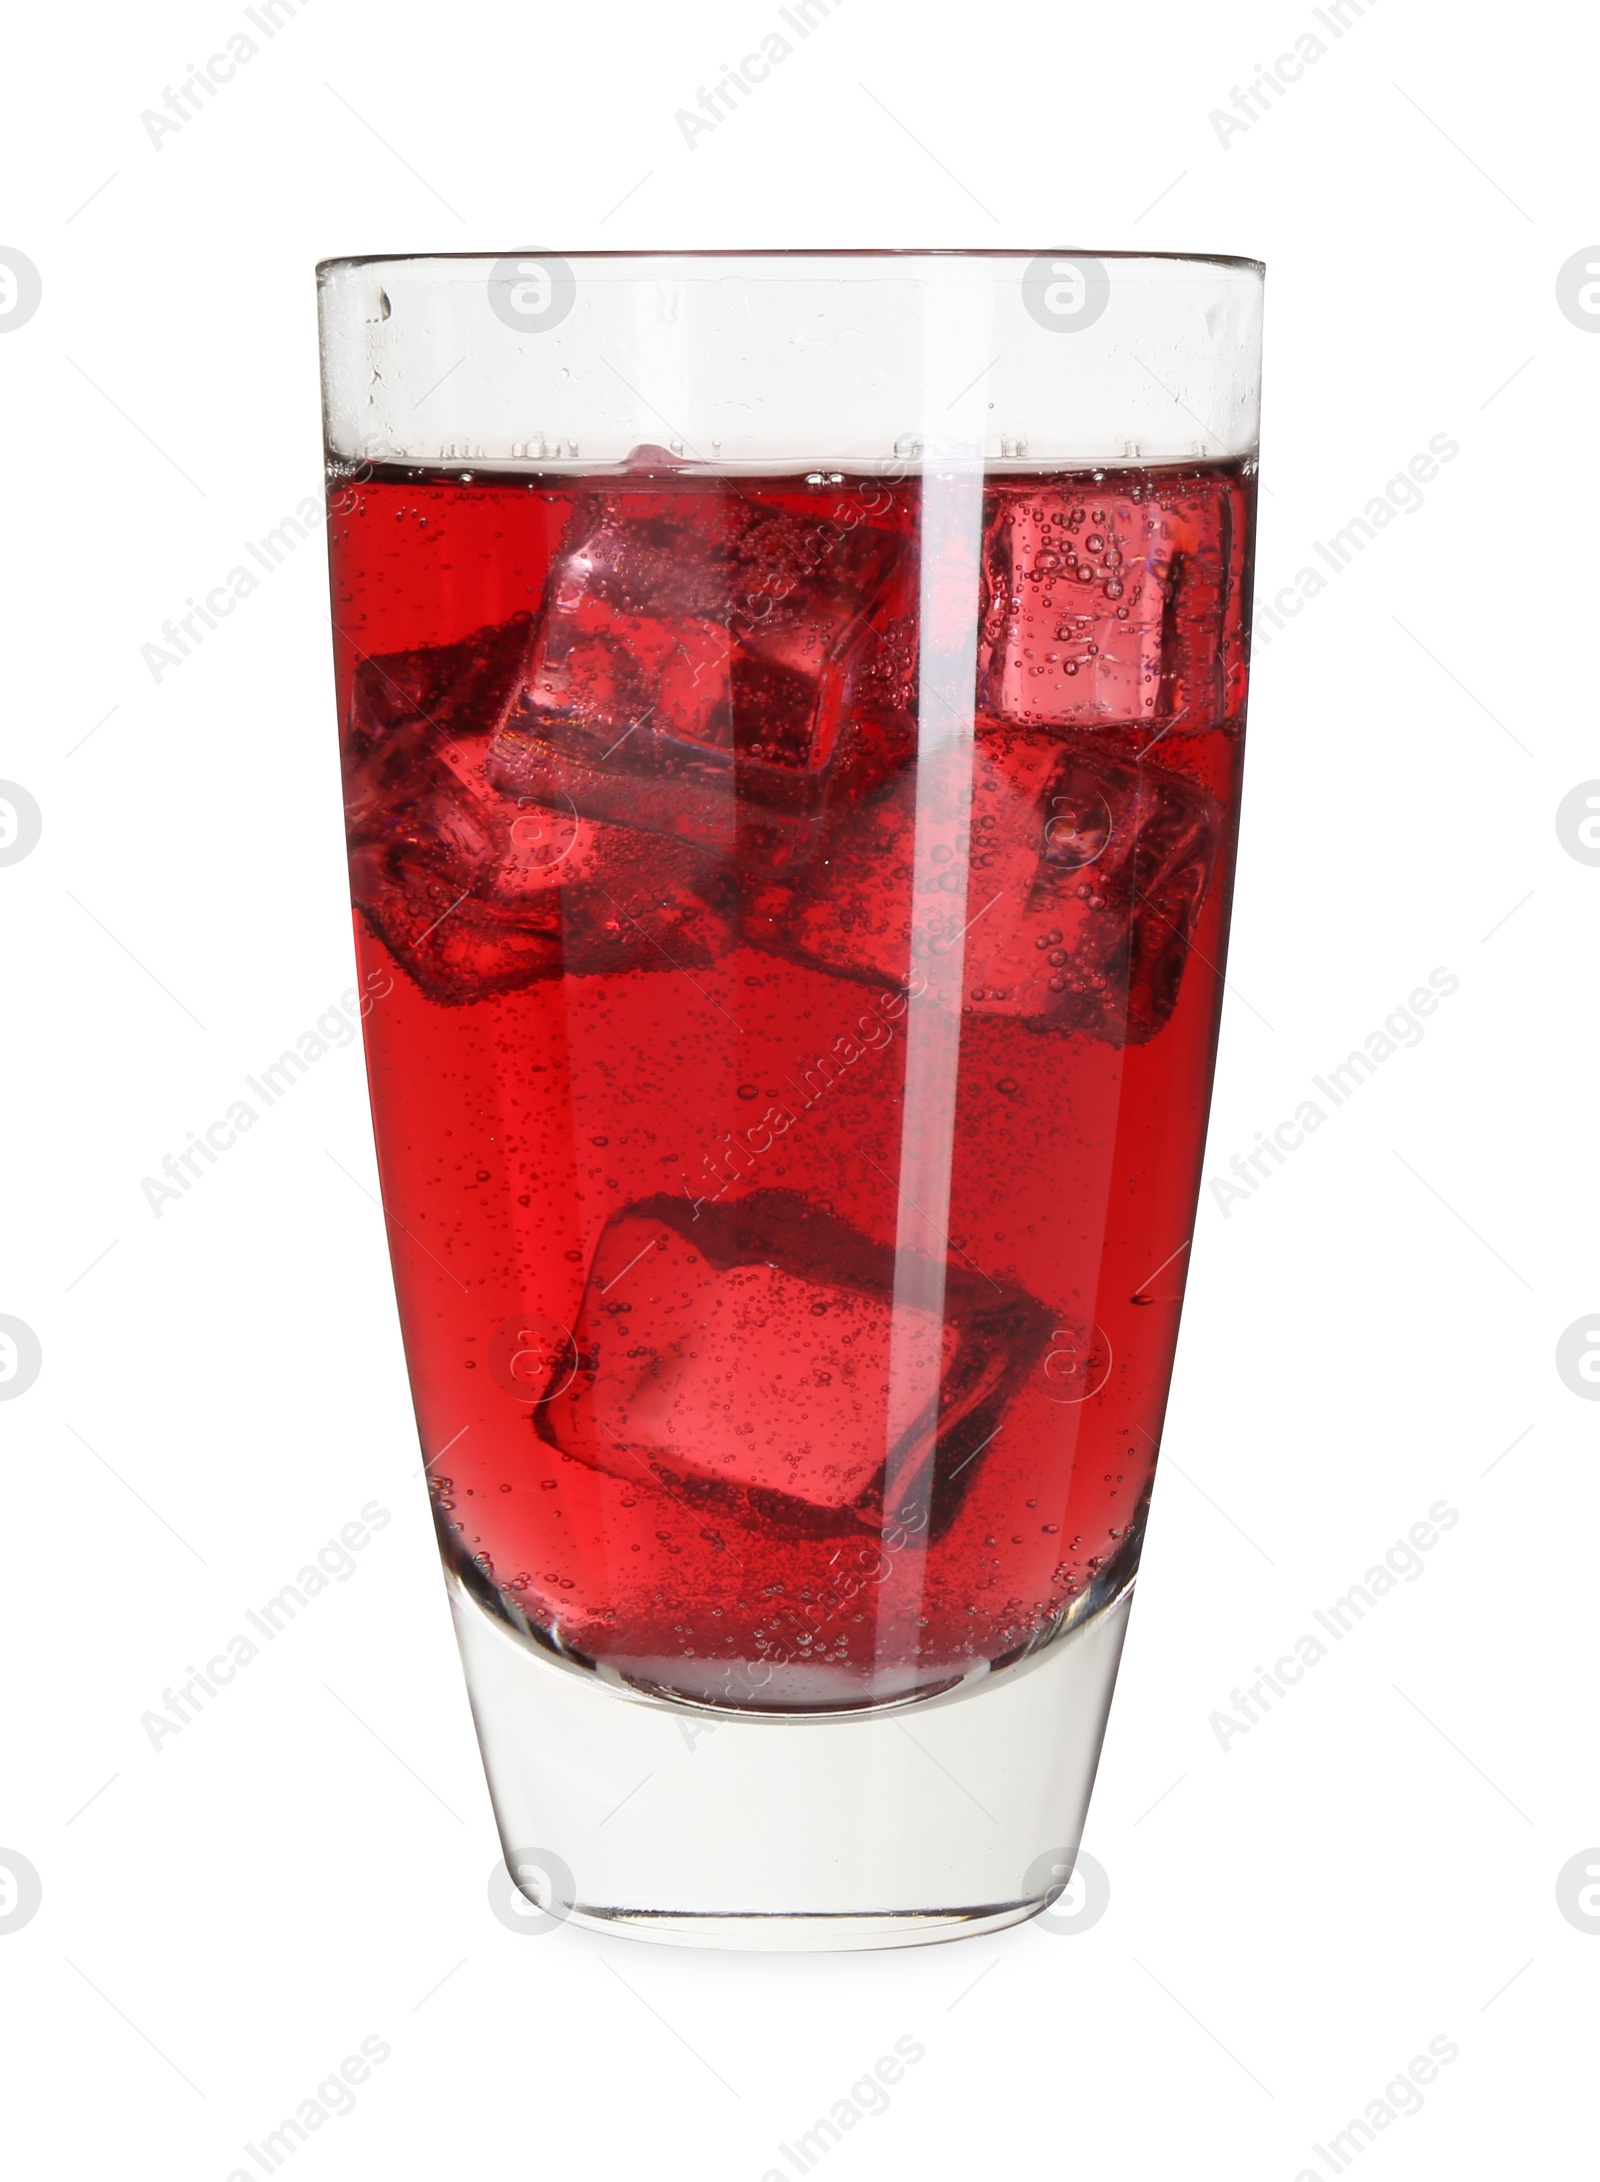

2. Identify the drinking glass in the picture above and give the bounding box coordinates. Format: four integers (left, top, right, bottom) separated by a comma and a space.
318, 249, 1262, 1948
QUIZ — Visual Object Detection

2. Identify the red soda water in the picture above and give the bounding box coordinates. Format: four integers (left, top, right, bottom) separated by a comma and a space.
326, 456, 1251, 1710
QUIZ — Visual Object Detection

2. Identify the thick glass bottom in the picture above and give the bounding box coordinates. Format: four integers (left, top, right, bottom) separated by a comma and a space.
450, 1572, 1131, 1951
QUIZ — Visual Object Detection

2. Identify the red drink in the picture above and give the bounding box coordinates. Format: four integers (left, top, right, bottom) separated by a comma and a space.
326, 456, 1251, 1711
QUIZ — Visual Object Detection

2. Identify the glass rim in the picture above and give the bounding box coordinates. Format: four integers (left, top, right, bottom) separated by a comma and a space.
317, 246, 1265, 278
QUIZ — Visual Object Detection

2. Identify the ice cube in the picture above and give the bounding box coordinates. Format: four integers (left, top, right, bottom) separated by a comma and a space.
758, 731, 1221, 1044
535, 1190, 1052, 1539
343, 617, 733, 1003
342, 612, 533, 847
976, 475, 1246, 730
486, 489, 916, 871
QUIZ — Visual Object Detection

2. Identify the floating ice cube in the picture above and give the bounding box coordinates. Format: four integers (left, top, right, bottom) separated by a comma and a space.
976, 475, 1246, 730
343, 617, 732, 1003
486, 489, 916, 871
535, 1190, 1052, 1539
758, 731, 1221, 1044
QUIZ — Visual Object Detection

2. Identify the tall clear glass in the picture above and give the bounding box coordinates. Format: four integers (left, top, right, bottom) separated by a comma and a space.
318, 250, 1262, 1948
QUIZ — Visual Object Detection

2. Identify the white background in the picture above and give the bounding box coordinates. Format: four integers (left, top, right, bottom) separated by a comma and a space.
1, 2, 1594, 2176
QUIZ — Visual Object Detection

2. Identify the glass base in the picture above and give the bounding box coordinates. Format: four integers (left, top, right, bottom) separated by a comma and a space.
450, 1575, 1131, 1951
